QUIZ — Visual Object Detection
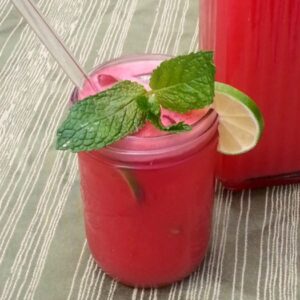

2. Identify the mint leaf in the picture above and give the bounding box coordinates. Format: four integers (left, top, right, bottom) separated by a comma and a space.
150, 52, 215, 113
56, 81, 146, 152
137, 95, 192, 133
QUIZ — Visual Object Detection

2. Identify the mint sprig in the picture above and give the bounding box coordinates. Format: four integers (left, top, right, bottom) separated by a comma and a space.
150, 52, 215, 113
57, 81, 146, 152
137, 95, 192, 133
56, 51, 215, 152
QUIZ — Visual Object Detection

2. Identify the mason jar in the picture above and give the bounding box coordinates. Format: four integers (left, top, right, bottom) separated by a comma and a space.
71, 55, 219, 287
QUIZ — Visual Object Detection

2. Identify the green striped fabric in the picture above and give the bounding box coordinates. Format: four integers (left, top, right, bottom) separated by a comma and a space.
0, 0, 299, 299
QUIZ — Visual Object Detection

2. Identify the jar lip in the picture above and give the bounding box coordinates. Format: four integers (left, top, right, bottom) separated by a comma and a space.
119, 108, 215, 141
71, 54, 219, 156
98, 114, 218, 166
105, 108, 218, 154
90, 53, 172, 70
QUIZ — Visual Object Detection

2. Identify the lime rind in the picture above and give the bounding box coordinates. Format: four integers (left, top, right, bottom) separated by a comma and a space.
214, 82, 265, 155
215, 82, 264, 137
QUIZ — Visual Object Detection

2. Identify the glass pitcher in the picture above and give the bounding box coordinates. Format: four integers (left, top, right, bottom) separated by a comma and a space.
200, 0, 300, 189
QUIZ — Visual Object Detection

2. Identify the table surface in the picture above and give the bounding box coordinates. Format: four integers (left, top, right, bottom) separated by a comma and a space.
0, 0, 299, 299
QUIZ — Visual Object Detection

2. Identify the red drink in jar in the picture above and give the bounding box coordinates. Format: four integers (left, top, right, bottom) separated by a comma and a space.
72, 55, 219, 287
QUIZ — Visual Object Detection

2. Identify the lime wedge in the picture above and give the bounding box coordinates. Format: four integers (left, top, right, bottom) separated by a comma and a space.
213, 82, 264, 155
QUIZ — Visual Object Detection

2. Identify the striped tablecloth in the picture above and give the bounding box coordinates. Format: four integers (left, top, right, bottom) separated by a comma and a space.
0, 0, 299, 299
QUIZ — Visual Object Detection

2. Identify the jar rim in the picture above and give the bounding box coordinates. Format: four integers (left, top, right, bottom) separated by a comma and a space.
105, 108, 218, 155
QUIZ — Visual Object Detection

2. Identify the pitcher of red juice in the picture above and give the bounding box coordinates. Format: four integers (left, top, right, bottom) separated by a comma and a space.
200, 0, 300, 189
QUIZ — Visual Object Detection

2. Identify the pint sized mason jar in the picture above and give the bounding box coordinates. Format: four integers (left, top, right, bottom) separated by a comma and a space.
71, 55, 219, 287
200, 0, 300, 189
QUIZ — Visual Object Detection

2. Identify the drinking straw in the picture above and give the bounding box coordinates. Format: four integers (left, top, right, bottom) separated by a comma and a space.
10, 0, 145, 201
11, 0, 95, 90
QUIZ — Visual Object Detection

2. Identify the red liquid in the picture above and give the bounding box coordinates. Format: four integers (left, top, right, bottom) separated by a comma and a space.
78, 138, 217, 287
75, 56, 219, 287
201, 0, 300, 189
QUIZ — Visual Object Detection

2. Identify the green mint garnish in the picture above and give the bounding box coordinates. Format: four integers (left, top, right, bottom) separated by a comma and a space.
137, 95, 192, 133
150, 52, 215, 113
57, 81, 146, 152
56, 51, 215, 152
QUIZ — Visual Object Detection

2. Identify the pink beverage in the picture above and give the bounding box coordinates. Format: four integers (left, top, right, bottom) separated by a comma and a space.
73, 55, 219, 287
200, 0, 300, 189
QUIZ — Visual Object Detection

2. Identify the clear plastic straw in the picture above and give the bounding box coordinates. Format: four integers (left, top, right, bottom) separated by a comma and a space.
11, 0, 96, 91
